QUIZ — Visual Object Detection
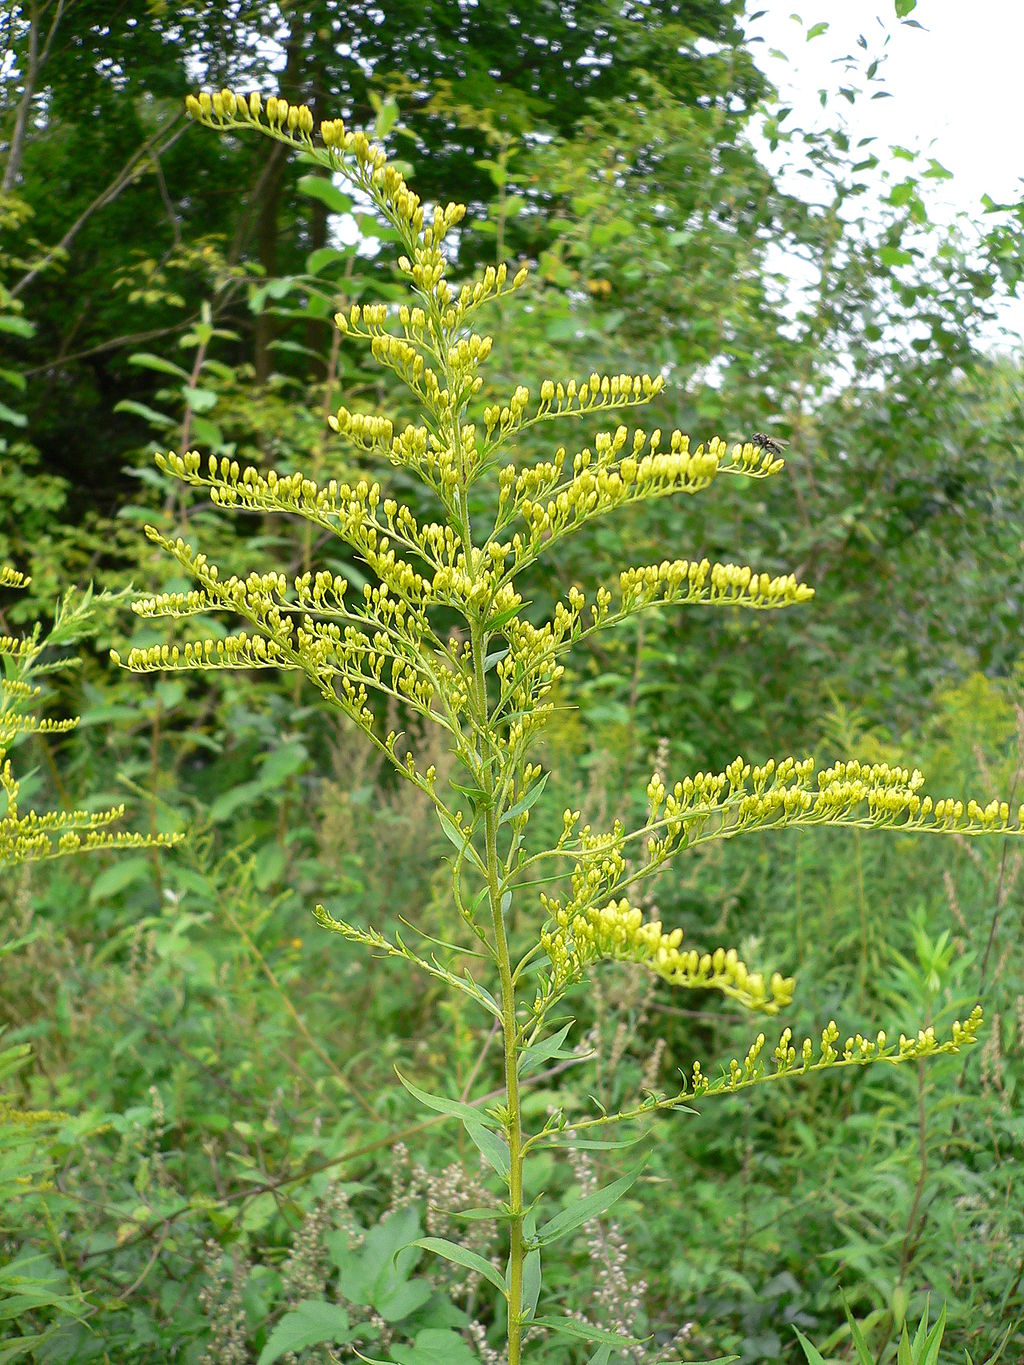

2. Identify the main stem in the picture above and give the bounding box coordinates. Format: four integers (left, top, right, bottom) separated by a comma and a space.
448, 308, 524, 1358
471, 618, 526, 1364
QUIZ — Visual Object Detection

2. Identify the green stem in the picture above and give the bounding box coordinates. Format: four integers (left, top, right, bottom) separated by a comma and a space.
487, 798, 526, 1363
471, 616, 525, 1363
854, 829, 868, 991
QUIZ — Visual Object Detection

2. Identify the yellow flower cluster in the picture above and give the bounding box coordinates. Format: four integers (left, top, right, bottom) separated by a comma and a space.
616, 559, 814, 614
539, 757, 1024, 957
157, 93, 804, 775
538, 896, 794, 1014
2, 570, 180, 868
639, 755, 1024, 869
484, 372, 664, 447
116, 529, 462, 732
534, 1006, 985, 1148
712, 1005, 985, 1094
493, 429, 784, 555
150, 452, 502, 618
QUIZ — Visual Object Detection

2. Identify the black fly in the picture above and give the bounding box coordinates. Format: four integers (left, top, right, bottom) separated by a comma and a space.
749, 432, 788, 457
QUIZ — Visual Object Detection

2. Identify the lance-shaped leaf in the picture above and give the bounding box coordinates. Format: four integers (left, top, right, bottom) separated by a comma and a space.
410, 1237, 507, 1299
533, 1161, 646, 1248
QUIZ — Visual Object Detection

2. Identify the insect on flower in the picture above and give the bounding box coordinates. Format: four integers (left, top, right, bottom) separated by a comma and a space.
750, 432, 788, 457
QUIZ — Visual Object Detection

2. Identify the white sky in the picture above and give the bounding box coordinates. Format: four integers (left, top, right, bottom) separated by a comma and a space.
743, 0, 1024, 347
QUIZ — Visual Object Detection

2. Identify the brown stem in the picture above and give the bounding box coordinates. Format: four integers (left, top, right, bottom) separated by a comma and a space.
10, 121, 187, 298
2, 0, 73, 192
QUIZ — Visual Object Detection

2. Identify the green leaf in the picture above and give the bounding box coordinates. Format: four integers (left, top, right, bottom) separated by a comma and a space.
499, 773, 549, 826
193, 414, 225, 447
240, 1192, 278, 1233
0, 314, 34, 338
531, 1316, 644, 1347
448, 777, 486, 806
437, 810, 473, 853
879, 246, 914, 268
411, 1237, 507, 1299
388, 1329, 483, 1365
394, 1068, 499, 1129
895, 0, 916, 15
256, 1300, 354, 1364
0, 401, 27, 428
0, 933, 41, 961
443, 1205, 512, 1223
923, 157, 952, 179
113, 399, 173, 428
475, 157, 508, 188
329, 1205, 433, 1321
297, 173, 353, 215
540, 1132, 653, 1151
484, 601, 526, 633
792, 1329, 829, 1365
465, 1120, 510, 1178
307, 246, 353, 275
842, 1298, 877, 1365
0, 365, 26, 391
370, 94, 400, 138
675, 1359, 740, 1364
208, 777, 265, 823
898, 1327, 913, 1365
521, 1245, 542, 1322
183, 385, 218, 413
88, 854, 153, 905
128, 351, 191, 380
534, 1162, 646, 1247
260, 741, 308, 786
807, 21, 829, 37
518, 1022, 577, 1076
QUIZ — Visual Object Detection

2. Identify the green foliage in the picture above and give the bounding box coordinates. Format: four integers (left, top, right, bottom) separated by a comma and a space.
796, 1295, 1014, 1364
0, 570, 181, 1357
3, 9, 1024, 1361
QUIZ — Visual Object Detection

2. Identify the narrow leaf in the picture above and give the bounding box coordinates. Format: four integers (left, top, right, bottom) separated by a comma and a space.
521, 1246, 542, 1322
531, 1316, 645, 1347
535, 1162, 646, 1246
394, 1068, 498, 1129
443, 1205, 512, 1223
499, 773, 550, 826
842, 1299, 877, 1365
485, 601, 527, 633
127, 350, 191, 379
792, 1329, 829, 1365
465, 1120, 510, 1178
410, 1238, 507, 1299
297, 173, 353, 215
0, 315, 34, 338
519, 1022, 577, 1076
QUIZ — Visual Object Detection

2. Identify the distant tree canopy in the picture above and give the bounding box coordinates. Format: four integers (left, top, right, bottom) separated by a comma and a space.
1, 0, 1022, 754
1, 0, 763, 490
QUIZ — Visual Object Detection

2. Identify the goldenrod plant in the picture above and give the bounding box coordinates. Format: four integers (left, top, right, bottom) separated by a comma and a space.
113, 90, 1023, 1363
